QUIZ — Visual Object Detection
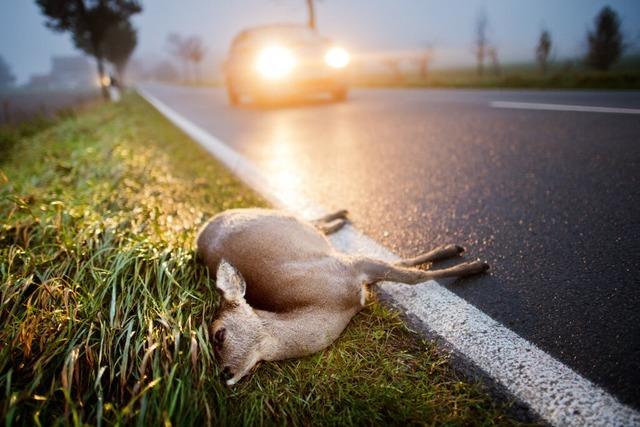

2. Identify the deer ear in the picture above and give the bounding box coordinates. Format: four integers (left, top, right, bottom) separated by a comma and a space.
216, 259, 246, 302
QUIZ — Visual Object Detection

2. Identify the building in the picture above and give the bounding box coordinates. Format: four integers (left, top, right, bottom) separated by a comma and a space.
26, 55, 96, 89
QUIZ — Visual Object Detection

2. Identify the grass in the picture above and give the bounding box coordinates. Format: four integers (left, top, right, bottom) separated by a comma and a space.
355, 69, 640, 90
0, 115, 60, 160
1, 94, 525, 426
354, 56, 640, 90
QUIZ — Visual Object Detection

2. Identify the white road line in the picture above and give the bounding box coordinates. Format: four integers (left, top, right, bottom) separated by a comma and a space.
490, 100, 640, 115
138, 87, 640, 427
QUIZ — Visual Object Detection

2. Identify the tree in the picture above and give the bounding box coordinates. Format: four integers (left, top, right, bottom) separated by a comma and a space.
536, 30, 552, 75
383, 57, 403, 83
184, 36, 206, 83
167, 33, 190, 82
36, 0, 142, 99
474, 9, 488, 77
0, 55, 16, 89
167, 34, 207, 83
103, 19, 137, 85
415, 45, 434, 80
487, 45, 500, 76
586, 6, 624, 71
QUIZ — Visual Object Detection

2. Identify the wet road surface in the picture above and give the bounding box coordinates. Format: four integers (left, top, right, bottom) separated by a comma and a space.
141, 84, 640, 408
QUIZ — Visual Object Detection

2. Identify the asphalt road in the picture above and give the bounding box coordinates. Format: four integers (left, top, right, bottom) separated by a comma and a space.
142, 84, 640, 409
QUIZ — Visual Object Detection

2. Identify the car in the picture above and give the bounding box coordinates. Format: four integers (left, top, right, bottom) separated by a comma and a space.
224, 24, 350, 105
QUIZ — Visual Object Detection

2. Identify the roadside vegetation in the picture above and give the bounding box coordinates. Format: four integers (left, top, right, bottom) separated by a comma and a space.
354, 56, 640, 90
1, 94, 525, 426
358, 6, 638, 91
0, 115, 56, 160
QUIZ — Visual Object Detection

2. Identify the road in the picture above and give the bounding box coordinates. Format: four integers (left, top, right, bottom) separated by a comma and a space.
141, 83, 640, 409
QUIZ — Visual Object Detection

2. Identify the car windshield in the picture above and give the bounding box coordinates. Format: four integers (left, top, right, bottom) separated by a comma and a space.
233, 26, 328, 49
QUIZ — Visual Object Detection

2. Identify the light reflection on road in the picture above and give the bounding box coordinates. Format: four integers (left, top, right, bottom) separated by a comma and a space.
249, 103, 359, 210
264, 138, 303, 208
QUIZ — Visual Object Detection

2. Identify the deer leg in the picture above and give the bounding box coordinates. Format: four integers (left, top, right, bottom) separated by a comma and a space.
356, 257, 489, 285
317, 218, 347, 235
311, 209, 348, 226
423, 260, 489, 280
396, 244, 465, 267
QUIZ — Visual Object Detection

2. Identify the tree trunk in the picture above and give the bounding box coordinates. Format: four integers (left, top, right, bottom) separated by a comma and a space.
306, 0, 316, 30
539, 60, 547, 75
96, 56, 110, 100
74, 0, 109, 100
116, 64, 126, 88
419, 58, 428, 80
476, 48, 484, 77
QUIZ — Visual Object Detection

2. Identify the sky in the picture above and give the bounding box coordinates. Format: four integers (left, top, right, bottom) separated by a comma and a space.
1, 0, 639, 84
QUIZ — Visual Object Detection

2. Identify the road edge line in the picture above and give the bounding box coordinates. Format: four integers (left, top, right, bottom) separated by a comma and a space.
490, 100, 640, 115
138, 86, 640, 427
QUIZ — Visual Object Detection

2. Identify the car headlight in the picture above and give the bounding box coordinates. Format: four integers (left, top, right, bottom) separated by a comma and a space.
325, 47, 350, 69
256, 46, 296, 80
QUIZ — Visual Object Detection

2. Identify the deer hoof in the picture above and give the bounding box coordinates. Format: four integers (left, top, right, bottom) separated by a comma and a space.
466, 260, 490, 275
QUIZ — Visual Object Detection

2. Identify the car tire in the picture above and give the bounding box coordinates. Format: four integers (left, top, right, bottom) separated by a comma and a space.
226, 80, 240, 106
252, 91, 273, 107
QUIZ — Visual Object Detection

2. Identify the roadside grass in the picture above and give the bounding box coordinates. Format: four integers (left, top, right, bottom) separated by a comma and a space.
1, 94, 524, 425
0, 88, 100, 126
354, 57, 640, 90
355, 70, 640, 90
0, 115, 59, 162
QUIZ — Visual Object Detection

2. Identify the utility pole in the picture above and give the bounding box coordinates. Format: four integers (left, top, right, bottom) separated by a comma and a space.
306, 0, 316, 29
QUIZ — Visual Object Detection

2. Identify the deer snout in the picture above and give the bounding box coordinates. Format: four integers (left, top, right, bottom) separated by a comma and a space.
220, 366, 233, 383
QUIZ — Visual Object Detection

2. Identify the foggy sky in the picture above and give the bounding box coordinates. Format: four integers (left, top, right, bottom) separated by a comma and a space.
1, 0, 639, 84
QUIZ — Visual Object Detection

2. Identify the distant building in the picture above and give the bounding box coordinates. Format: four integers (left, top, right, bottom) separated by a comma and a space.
26, 73, 52, 89
50, 56, 94, 88
26, 55, 96, 89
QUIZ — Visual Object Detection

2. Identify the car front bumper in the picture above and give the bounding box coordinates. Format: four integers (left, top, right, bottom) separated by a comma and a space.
230, 67, 348, 98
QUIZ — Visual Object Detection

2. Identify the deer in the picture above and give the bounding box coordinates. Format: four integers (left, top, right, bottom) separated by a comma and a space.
196, 208, 489, 385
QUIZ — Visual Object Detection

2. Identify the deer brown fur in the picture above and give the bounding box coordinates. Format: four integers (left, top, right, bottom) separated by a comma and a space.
196, 208, 488, 385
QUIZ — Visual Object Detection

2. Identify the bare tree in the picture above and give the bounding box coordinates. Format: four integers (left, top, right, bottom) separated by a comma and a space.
383, 57, 403, 83
487, 46, 500, 76
167, 34, 207, 83
167, 33, 190, 82
185, 36, 206, 83
536, 30, 552, 75
415, 45, 434, 81
475, 9, 488, 77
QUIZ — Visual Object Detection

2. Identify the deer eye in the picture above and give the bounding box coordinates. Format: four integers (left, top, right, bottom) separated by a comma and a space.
214, 328, 226, 348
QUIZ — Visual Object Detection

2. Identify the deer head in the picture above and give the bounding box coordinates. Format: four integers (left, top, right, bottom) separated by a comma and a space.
211, 260, 267, 385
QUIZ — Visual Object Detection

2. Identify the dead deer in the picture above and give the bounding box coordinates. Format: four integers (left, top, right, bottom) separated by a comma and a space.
196, 208, 489, 385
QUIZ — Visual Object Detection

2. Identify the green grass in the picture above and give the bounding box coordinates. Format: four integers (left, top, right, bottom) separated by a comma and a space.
0, 115, 60, 161
356, 70, 640, 90
1, 94, 526, 426
355, 56, 640, 90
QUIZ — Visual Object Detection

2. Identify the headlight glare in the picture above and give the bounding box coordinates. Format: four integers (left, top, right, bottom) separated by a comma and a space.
256, 46, 296, 79
325, 47, 350, 68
